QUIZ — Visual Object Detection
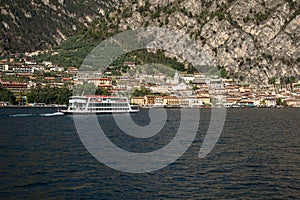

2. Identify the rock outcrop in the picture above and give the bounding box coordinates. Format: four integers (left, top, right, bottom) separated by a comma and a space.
116, 0, 300, 85
1, 0, 299, 85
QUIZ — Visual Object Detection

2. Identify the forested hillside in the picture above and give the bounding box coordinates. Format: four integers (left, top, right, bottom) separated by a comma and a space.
0, 0, 121, 54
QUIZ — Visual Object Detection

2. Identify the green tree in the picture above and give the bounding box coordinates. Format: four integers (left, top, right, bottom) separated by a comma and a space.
57, 87, 72, 104
27, 86, 72, 105
132, 86, 151, 97
165, 16, 169, 25
282, 100, 288, 107
268, 77, 276, 89
0, 86, 16, 104
276, 98, 282, 105
268, 77, 276, 84
285, 76, 296, 91
95, 87, 111, 96
192, 86, 199, 91
276, 98, 288, 107
219, 68, 227, 78
73, 83, 96, 96
144, 21, 149, 27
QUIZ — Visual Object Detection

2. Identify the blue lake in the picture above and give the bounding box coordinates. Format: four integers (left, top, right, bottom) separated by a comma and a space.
0, 108, 299, 199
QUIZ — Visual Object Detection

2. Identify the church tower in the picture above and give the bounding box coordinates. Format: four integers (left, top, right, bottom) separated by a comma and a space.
173, 70, 179, 84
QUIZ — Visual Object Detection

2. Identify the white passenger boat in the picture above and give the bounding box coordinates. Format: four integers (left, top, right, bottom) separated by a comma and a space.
61, 95, 139, 114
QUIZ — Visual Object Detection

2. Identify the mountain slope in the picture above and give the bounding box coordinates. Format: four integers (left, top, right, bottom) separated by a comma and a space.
0, 0, 122, 54
2, 0, 300, 85
45, 0, 300, 85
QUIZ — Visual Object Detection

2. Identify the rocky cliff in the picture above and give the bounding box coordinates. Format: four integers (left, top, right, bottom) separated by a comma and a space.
114, 0, 299, 85
1, 0, 299, 85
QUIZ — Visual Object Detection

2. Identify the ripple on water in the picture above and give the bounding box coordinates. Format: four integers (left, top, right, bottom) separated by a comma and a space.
0, 108, 300, 199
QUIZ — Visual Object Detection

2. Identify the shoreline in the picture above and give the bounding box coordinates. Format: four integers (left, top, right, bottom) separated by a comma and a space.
0, 105, 67, 108
1, 105, 299, 109
138, 106, 300, 109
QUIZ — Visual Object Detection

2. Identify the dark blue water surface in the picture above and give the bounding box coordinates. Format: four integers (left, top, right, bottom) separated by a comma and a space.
0, 108, 299, 199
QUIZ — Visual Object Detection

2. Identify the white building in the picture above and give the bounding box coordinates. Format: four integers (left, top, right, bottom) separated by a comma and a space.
180, 74, 195, 83
265, 97, 276, 107
50, 66, 64, 72
42, 61, 53, 67
12, 66, 33, 73
0, 64, 9, 71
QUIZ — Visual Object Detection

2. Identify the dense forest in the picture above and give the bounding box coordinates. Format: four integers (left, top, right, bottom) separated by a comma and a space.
26, 86, 72, 105
0, 0, 121, 55
0, 85, 16, 104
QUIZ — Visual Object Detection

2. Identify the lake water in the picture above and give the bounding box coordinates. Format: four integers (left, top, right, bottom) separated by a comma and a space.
0, 108, 299, 199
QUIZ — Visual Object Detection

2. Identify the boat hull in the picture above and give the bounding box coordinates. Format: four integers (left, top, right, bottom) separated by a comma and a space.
61, 110, 139, 115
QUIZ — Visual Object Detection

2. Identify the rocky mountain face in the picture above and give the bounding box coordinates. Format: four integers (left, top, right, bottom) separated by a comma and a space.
1, 0, 299, 85
0, 0, 122, 54
115, 0, 299, 85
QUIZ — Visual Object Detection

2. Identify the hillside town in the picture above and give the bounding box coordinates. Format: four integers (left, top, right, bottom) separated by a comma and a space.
0, 54, 300, 108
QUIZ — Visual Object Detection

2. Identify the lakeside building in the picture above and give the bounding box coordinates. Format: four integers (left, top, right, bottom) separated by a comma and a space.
131, 95, 207, 108
12, 65, 33, 74
74, 73, 113, 91
87, 78, 112, 89
144, 95, 155, 105
163, 96, 179, 107
286, 98, 300, 107
66, 67, 78, 75
131, 97, 145, 106
180, 74, 195, 84
264, 96, 277, 107
123, 61, 137, 69
0, 64, 9, 72
50, 66, 64, 72
1, 54, 300, 108
150, 85, 169, 94
0, 80, 30, 103
154, 96, 164, 107
0, 80, 28, 89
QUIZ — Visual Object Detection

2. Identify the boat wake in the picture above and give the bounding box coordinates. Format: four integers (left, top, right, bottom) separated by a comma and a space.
9, 114, 36, 117
40, 112, 64, 117
9, 112, 64, 117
